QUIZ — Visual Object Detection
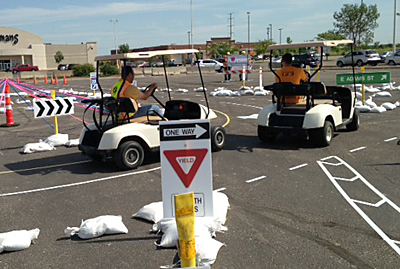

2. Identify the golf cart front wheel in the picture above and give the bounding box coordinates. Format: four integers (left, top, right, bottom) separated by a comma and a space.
114, 141, 145, 170
309, 120, 334, 147
211, 126, 226, 151
346, 108, 360, 131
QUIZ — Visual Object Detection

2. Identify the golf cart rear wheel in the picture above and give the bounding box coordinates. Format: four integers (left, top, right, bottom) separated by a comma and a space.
114, 141, 144, 170
211, 126, 226, 151
309, 120, 334, 147
346, 108, 360, 131
258, 126, 276, 142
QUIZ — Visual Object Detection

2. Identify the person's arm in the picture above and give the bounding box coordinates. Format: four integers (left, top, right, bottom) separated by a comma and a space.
138, 83, 157, 100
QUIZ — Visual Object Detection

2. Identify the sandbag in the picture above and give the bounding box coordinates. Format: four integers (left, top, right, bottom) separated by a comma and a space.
381, 102, 397, 110
372, 91, 392, 98
356, 105, 371, 113
213, 191, 230, 225
65, 215, 128, 239
45, 133, 69, 146
132, 201, 163, 223
65, 139, 79, 147
0, 228, 40, 253
370, 106, 386, 113
20, 141, 55, 154
196, 237, 225, 266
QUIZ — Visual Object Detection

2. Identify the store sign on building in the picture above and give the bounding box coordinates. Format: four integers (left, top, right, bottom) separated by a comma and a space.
0, 34, 19, 45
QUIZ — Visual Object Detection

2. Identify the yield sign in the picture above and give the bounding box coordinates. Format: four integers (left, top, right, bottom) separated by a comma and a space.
164, 149, 208, 188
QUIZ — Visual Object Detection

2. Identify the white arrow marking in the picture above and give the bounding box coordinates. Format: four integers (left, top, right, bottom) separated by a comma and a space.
381, 74, 387, 81
164, 124, 207, 138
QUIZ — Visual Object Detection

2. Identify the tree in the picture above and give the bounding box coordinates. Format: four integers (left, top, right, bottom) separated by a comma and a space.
54, 51, 64, 64
208, 42, 238, 58
119, 43, 130, 53
333, 3, 379, 47
316, 30, 346, 41
255, 39, 275, 57
286, 37, 292, 44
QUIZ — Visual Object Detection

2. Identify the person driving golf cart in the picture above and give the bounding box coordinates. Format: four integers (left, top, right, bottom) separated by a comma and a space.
111, 65, 163, 120
275, 53, 308, 104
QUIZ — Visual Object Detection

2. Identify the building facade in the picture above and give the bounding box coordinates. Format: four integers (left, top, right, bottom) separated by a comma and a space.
0, 26, 97, 71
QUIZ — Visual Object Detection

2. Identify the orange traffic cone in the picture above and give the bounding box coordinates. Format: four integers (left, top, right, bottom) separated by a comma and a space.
34, 76, 38, 84
0, 83, 19, 127
44, 74, 48, 84
55, 76, 59, 84
63, 75, 68, 85
16, 76, 20, 83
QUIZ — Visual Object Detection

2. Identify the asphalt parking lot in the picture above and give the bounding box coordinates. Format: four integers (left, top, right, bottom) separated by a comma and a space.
1, 67, 400, 268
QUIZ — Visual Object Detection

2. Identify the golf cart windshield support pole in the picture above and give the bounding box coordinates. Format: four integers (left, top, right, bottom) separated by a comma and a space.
162, 55, 172, 101
350, 44, 356, 105
195, 53, 210, 117
309, 47, 323, 80
96, 61, 104, 129
269, 50, 281, 83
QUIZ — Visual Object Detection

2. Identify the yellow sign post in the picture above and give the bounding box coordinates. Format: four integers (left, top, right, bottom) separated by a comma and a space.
175, 192, 196, 268
50, 90, 59, 134
361, 67, 366, 105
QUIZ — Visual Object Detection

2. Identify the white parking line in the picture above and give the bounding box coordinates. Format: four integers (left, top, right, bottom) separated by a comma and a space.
246, 176, 266, 183
384, 137, 398, 142
214, 187, 226, 192
317, 156, 400, 256
222, 102, 263, 110
289, 163, 308, 171
349, 146, 366, 153
0, 167, 161, 197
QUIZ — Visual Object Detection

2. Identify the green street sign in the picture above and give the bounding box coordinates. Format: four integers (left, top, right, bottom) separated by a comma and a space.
336, 72, 391, 85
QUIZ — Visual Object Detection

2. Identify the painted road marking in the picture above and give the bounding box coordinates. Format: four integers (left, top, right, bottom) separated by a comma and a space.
384, 137, 398, 142
0, 160, 92, 175
349, 146, 366, 153
214, 187, 226, 192
289, 163, 308, 171
0, 167, 161, 197
317, 156, 400, 256
222, 102, 263, 110
246, 175, 266, 183
211, 109, 230, 128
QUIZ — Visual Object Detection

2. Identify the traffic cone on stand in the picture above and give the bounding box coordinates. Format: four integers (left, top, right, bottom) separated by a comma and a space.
51, 77, 55, 84
63, 75, 68, 85
55, 76, 59, 84
0, 83, 19, 127
34, 76, 38, 84
44, 74, 48, 84
16, 76, 20, 83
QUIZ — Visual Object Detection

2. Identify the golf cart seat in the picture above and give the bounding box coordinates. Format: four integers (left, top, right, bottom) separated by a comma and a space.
295, 82, 334, 106
268, 83, 311, 113
163, 100, 201, 120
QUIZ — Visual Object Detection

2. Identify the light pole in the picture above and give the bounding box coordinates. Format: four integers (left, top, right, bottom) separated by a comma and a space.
247, 12, 250, 53
187, 31, 191, 49
279, 28, 283, 44
190, 0, 194, 63
266, 27, 270, 41
269, 24, 272, 42
110, 19, 118, 54
394, 0, 400, 53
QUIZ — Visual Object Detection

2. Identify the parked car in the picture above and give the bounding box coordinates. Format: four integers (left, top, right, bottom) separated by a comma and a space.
58, 64, 68, 70
336, 50, 381, 67
268, 56, 282, 68
195, 59, 224, 72
292, 54, 319, 68
380, 51, 393, 63
12, 64, 39, 74
385, 51, 400, 65
67, 64, 77, 70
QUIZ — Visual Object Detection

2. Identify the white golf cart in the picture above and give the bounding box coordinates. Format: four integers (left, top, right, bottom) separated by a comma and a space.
257, 40, 359, 146
78, 49, 226, 169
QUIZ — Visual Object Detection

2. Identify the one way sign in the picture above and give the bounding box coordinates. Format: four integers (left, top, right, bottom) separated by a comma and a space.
160, 122, 210, 141
33, 98, 74, 118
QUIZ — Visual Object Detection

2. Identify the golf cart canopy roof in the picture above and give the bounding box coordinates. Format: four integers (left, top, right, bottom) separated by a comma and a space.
268, 40, 353, 50
95, 49, 199, 61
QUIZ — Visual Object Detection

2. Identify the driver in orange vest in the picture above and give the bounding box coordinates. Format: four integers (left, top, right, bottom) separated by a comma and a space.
111, 66, 162, 119
275, 53, 308, 103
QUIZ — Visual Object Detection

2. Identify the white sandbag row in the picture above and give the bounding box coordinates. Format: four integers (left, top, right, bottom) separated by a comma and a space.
210, 86, 269, 97
133, 191, 230, 266
355, 99, 399, 113
64, 215, 128, 239
0, 228, 40, 254
20, 134, 80, 153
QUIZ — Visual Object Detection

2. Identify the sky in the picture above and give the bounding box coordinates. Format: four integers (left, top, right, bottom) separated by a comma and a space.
0, 0, 396, 55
